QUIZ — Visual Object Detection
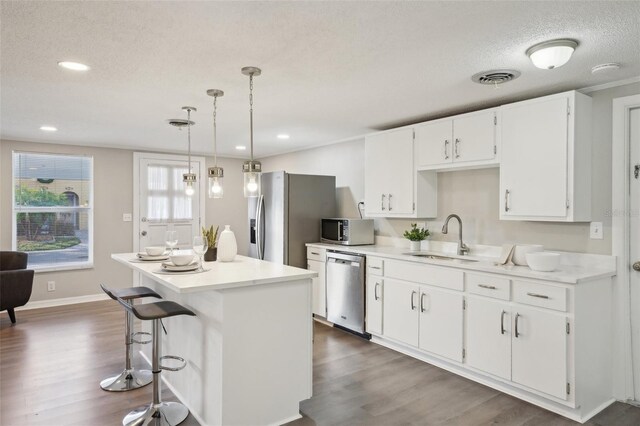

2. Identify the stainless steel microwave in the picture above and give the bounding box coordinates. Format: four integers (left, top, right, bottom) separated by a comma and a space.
321, 218, 374, 246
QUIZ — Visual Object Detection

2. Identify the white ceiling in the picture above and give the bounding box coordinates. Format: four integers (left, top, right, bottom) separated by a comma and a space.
1, 1, 639, 159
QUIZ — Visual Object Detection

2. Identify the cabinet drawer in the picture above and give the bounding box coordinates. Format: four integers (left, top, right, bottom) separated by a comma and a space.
513, 280, 567, 312
466, 273, 510, 301
367, 257, 384, 276
385, 260, 463, 291
306, 247, 326, 262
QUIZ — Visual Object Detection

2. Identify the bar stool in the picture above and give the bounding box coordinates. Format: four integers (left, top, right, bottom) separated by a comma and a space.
115, 296, 196, 426
100, 284, 162, 392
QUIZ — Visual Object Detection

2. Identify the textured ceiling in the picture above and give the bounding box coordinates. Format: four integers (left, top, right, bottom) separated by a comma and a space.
1, 1, 639, 158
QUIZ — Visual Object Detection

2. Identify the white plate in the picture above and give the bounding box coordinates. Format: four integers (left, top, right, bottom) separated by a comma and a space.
137, 252, 170, 261
161, 261, 199, 272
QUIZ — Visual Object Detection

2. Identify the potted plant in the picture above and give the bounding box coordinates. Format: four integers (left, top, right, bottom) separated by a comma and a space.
403, 223, 429, 251
202, 225, 219, 261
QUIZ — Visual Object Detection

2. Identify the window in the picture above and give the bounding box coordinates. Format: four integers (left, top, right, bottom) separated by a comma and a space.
146, 164, 193, 222
12, 152, 93, 271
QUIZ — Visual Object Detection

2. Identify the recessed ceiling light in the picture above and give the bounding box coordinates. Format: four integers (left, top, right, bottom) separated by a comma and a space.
57, 61, 90, 71
591, 63, 621, 74
277, 134, 290, 140
40, 126, 58, 132
526, 39, 578, 70
235, 145, 247, 151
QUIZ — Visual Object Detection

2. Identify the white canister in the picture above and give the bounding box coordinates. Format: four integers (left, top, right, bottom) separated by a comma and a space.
512, 244, 543, 266
217, 225, 238, 262
409, 241, 421, 251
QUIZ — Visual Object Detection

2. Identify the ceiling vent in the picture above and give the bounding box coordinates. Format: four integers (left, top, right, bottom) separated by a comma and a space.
471, 69, 521, 85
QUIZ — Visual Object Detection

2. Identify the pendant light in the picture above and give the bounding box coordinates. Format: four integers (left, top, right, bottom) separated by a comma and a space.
206, 89, 224, 198
167, 107, 196, 195
241, 66, 262, 198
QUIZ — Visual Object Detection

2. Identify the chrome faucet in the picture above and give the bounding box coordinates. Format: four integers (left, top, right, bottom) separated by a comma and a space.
442, 214, 469, 256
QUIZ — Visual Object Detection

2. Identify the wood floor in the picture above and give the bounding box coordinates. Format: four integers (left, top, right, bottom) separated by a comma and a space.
2, 301, 640, 426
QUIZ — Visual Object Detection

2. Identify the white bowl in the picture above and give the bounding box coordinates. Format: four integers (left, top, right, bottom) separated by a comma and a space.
170, 254, 194, 266
526, 252, 561, 272
512, 244, 544, 266
145, 246, 166, 256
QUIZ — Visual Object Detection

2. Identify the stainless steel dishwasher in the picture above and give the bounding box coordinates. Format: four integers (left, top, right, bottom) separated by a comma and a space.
326, 250, 367, 335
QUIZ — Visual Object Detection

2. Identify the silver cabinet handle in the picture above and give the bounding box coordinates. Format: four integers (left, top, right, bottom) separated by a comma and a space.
515, 313, 520, 338
411, 291, 417, 310
310, 251, 320, 255
369, 266, 381, 270
454, 138, 460, 158
420, 293, 427, 313
374, 282, 380, 301
478, 284, 497, 290
141, 230, 147, 236
504, 189, 510, 212
634, 261, 640, 271
388, 194, 392, 211
500, 310, 506, 335
527, 292, 550, 299
444, 140, 450, 160
141, 217, 147, 222
381, 194, 386, 211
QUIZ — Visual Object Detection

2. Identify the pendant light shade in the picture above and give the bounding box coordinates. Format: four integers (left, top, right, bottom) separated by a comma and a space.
207, 89, 224, 199
526, 39, 578, 70
167, 108, 197, 196
241, 66, 262, 198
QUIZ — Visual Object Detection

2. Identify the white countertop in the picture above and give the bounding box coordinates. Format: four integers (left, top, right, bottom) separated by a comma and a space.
112, 252, 317, 293
306, 243, 616, 284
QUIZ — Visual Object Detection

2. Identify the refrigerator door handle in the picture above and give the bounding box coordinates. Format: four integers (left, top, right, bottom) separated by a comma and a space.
256, 194, 265, 260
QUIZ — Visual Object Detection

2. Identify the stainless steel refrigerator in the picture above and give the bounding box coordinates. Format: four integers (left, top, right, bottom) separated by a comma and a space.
248, 171, 336, 268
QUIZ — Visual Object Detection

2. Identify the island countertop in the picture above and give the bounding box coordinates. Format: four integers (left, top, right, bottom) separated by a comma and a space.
111, 252, 317, 293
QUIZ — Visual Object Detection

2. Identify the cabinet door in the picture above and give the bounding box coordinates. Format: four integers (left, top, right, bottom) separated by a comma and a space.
418, 286, 464, 362
511, 306, 568, 400
307, 259, 326, 317
382, 279, 419, 346
453, 111, 496, 163
416, 120, 453, 167
365, 276, 383, 335
466, 297, 511, 379
364, 132, 388, 215
384, 128, 415, 214
500, 97, 568, 218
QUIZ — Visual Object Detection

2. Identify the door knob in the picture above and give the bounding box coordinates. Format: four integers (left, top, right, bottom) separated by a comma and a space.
141, 231, 147, 236
633, 261, 640, 272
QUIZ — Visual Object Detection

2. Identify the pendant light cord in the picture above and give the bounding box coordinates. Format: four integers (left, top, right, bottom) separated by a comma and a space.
249, 73, 254, 161
187, 109, 192, 173
213, 96, 218, 167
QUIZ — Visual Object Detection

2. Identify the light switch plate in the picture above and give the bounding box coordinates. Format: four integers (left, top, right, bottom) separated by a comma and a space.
123, 213, 132, 222
590, 222, 603, 240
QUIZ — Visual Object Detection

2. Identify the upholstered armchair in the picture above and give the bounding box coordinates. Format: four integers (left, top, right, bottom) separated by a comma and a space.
0, 251, 34, 323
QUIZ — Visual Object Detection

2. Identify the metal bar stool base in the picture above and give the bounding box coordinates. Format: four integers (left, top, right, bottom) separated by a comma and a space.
123, 401, 189, 426
100, 369, 152, 392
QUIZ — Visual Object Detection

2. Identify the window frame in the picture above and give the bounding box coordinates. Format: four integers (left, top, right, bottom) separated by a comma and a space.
11, 151, 94, 272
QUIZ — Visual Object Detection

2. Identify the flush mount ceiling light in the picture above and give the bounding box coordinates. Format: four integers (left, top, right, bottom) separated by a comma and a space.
526, 39, 578, 70
591, 62, 621, 74
235, 145, 247, 151
40, 125, 58, 132
241, 66, 262, 198
167, 107, 197, 196
207, 89, 224, 199
57, 61, 90, 71
277, 134, 290, 140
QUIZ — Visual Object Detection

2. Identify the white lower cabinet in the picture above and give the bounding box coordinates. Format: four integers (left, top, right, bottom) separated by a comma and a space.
307, 247, 327, 317
511, 306, 568, 400
382, 278, 419, 346
365, 276, 383, 335
418, 287, 464, 362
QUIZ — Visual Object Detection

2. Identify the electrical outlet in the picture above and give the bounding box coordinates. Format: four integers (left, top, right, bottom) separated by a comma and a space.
590, 222, 603, 240
47, 281, 56, 292
123, 213, 132, 222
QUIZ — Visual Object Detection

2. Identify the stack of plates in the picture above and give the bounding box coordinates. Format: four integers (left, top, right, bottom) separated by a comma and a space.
137, 252, 169, 261
161, 261, 199, 272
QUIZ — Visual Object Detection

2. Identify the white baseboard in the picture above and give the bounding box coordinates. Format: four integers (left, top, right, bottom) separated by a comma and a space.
16, 293, 109, 311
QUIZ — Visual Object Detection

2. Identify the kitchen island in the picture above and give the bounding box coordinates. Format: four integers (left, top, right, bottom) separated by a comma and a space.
112, 252, 316, 426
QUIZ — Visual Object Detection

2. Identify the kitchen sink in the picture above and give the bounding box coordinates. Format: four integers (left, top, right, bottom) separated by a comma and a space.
402, 253, 479, 262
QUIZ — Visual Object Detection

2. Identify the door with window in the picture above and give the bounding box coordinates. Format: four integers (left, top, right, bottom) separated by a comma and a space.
134, 153, 204, 253
630, 106, 640, 401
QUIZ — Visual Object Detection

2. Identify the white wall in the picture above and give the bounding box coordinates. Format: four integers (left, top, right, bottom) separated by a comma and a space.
0, 139, 249, 303
262, 83, 640, 255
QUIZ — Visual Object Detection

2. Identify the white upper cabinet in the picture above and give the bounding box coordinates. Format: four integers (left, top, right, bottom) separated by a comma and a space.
499, 91, 592, 221
364, 127, 437, 218
416, 108, 499, 170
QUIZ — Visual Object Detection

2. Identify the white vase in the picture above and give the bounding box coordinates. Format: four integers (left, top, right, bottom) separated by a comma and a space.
217, 225, 237, 262
410, 240, 421, 251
